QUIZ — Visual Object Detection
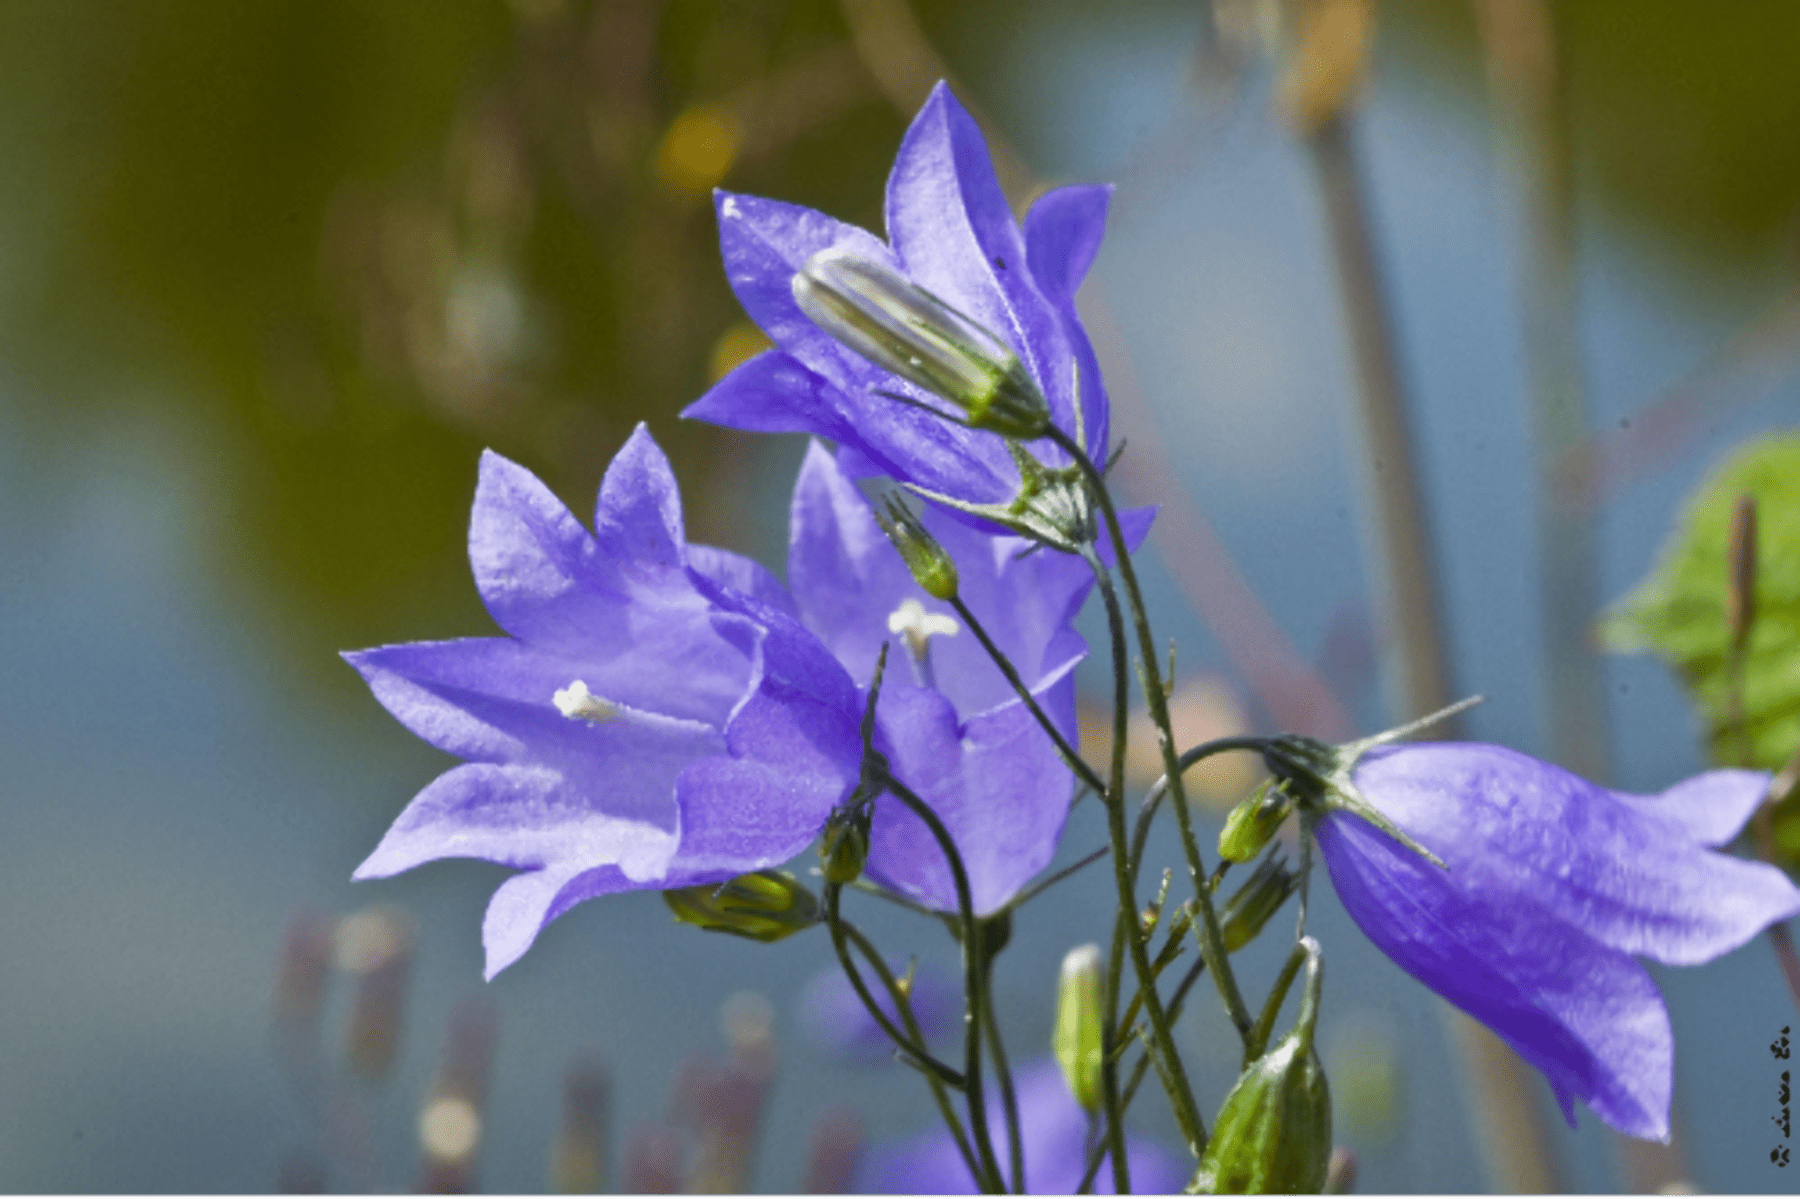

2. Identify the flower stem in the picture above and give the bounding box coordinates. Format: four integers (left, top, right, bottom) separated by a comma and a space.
978, 953, 1024, 1193
950, 594, 1108, 798
1053, 423, 1257, 1051
823, 886, 977, 1179
876, 772, 1006, 1193
1081, 540, 1208, 1162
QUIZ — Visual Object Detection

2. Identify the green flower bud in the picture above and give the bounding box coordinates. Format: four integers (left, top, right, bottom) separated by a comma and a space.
1219, 779, 1294, 863
1193, 938, 1331, 1195
663, 871, 819, 943
792, 248, 1051, 440
1220, 850, 1299, 953
1052, 943, 1105, 1114
819, 809, 870, 885
875, 496, 959, 601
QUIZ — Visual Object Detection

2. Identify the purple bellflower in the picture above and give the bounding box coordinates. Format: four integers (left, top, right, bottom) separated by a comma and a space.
854, 1058, 1184, 1195
1313, 742, 1800, 1141
348, 426, 865, 978
685, 82, 1112, 510
786, 441, 1148, 915
349, 427, 1129, 975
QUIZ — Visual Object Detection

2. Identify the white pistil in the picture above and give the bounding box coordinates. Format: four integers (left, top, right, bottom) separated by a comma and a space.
887, 598, 958, 690
553, 680, 619, 723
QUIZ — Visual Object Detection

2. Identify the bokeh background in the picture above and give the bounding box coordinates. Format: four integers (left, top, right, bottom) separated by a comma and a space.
3, 0, 1799, 1191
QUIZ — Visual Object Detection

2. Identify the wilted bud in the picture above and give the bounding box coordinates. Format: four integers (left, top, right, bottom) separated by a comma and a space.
875, 496, 959, 601
1219, 778, 1294, 863
819, 809, 870, 885
792, 248, 1051, 440
1220, 851, 1299, 953
1193, 938, 1331, 1194
664, 872, 820, 943
1052, 944, 1105, 1115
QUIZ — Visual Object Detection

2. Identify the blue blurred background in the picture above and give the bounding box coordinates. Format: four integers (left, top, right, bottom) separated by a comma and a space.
2, 0, 1798, 1191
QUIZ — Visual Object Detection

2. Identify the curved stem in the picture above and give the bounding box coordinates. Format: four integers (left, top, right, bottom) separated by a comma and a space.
978, 955, 1024, 1193
1054, 424, 1257, 1047
1129, 736, 1270, 889
822, 884, 965, 1088
951, 595, 1107, 798
825, 887, 979, 1181
877, 772, 1006, 1193
1083, 544, 1208, 1161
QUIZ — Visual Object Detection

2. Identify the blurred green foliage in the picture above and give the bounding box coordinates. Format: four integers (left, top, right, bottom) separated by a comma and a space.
0, 0, 903, 680
6, 0, 1800, 703
1603, 432, 1800, 863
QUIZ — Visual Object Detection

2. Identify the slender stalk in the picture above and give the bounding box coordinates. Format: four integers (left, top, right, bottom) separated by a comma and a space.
952, 595, 1108, 797
877, 772, 1005, 1193
1099, 910, 1130, 1194
1245, 940, 1310, 1066
1081, 934, 1216, 1193
1082, 541, 1209, 1159
821, 886, 964, 1086
825, 888, 979, 1180
1130, 736, 1269, 888
1056, 425, 1256, 1048
977, 957, 1024, 1193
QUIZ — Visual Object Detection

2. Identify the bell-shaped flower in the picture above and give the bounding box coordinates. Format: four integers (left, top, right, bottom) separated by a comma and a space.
685, 81, 1113, 510
1313, 742, 1800, 1141
347, 426, 865, 978
787, 441, 1146, 915
854, 1058, 1184, 1194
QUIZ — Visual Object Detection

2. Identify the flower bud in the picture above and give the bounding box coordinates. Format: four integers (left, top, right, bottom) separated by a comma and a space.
875, 496, 959, 601
819, 810, 870, 885
792, 248, 1051, 440
1220, 851, 1299, 953
663, 872, 820, 943
1052, 943, 1105, 1114
1218, 779, 1294, 863
1193, 939, 1331, 1194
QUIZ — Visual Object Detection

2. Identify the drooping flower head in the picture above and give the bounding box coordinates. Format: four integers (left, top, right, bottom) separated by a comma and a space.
854, 1058, 1184, 1195
686, 82, 1112, 511
1310, 742, 1800, 1141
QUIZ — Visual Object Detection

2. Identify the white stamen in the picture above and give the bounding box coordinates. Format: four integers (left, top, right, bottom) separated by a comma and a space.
553, 680, 619, 723
887, 598, 959, 685
887, 597, 959, 644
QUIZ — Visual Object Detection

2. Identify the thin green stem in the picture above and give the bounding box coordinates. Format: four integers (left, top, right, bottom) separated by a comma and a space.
951, 595, 1107, 798
1129, 736, 1270, 889
1083, 544, 1208, 1161
1054, 424, 1256, 1049
877, 772, 1006, 1193
1099, 909, 1130, 1194
821, 885, 964, 1087
825, 888, 979, 1179
1081, 941, 1215, 1193
1245, 939, 1310, 1066
978, 955, 1024, 1193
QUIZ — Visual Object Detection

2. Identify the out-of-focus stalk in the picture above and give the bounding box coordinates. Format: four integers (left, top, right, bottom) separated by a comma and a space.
1473, 1, 1692, 1189
1275, 0, 1564, 1189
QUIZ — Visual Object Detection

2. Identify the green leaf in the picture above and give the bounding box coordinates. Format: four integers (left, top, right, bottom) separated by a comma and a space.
1602, 431, 1800, 866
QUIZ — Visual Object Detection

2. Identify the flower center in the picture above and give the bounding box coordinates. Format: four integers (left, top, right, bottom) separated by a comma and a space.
887, 597, 958, 690
552, 680, 620, 723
